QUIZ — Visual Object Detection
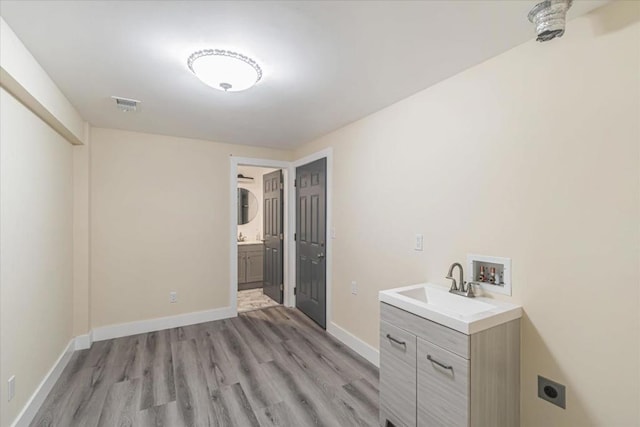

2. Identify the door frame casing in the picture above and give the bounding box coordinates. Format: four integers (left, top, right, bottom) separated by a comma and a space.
228, 148, 333, 326
229, 157, 291, 317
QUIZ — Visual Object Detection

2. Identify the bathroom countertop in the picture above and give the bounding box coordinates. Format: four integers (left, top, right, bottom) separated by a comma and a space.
238, 240, 263, 245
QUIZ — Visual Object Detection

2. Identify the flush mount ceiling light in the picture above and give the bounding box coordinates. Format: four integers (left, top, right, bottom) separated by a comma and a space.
187, 49, 262, 92
528, 0, 573, 42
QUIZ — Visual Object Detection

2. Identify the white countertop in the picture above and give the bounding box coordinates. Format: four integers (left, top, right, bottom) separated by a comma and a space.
379, 282, 522, 334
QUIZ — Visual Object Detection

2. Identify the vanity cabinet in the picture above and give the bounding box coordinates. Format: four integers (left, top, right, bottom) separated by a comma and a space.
238, 243, 263, 284
379, 302, 520, 427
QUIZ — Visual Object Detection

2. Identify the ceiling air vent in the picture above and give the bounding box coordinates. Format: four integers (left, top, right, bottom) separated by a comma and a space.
111, 96, 141, 112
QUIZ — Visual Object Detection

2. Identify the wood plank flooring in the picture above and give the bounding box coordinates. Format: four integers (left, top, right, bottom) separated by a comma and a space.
31, 307, 379, 427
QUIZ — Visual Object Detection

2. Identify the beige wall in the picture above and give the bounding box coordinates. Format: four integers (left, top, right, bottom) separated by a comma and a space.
90, 128, 291, 328
0, 87, 74, 426
296, 2, 640, 426
0, 17, 85, 143
73, 130, 91, 336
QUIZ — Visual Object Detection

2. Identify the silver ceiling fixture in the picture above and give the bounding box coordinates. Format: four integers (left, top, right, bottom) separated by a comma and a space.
528, 0, 573, 42
187, 49, 263, 92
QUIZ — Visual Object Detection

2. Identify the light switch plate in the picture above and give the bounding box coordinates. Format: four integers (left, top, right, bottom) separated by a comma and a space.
8, 376, 15, 401
414, 234, 424, 251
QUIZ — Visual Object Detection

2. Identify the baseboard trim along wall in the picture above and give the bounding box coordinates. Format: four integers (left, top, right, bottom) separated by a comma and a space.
328, 321, 380, 367
74, 331, 93, 350
10, 339, 75, 427
91, 306, 236, 342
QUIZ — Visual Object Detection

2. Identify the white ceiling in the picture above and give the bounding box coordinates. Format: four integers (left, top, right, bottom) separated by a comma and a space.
0, 1, 607, 149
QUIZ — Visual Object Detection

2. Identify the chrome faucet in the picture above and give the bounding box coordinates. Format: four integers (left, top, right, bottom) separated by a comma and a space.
446, 262, 475, 298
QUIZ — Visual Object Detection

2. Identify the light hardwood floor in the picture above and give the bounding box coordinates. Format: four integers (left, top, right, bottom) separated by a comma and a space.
30, 307, 379, 427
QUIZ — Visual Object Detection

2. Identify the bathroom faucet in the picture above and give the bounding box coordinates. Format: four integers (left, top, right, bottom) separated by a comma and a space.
446, 262, 475, 298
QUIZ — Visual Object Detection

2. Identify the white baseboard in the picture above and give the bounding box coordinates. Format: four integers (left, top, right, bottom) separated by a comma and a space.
92, 306, 236, 342
74, 331, 93, 350
327, 321, 380, 367
10, 338, 75, 427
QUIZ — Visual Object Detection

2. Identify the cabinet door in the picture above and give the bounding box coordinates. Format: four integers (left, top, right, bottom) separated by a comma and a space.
238, 252, 246, 284
380, 321, 417, 427
245, 249, 264, 283
417, 338, 469, 427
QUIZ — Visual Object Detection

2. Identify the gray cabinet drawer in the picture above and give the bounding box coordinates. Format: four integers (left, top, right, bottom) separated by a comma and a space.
245, 250, 264, 282
381, 303, 469, 359
379, 321, 417, 427
238, 253, 246, 284
417, 337, 469, 427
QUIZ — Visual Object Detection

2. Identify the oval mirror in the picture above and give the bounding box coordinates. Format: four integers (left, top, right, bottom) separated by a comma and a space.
237, 188, 258, 225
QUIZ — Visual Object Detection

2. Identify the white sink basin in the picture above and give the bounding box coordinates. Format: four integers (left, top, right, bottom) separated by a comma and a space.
379, 283, 522, 334
397, 286, 496, 316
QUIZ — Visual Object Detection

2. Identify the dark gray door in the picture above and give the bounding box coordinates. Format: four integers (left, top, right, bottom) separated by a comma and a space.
263, 169, 283, 303
296, 158, 326, 328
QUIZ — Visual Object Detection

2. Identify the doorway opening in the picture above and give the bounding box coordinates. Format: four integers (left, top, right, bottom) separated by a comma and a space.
235, 165, 285, 313
229, 149, 332, 327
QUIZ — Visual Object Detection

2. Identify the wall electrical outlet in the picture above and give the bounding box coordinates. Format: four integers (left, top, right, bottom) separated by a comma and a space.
8, 375, 15, 402
169, 292, 178, 303
351, 281, 358, 295
414, 234, 424, 251
538, 375, 566, 409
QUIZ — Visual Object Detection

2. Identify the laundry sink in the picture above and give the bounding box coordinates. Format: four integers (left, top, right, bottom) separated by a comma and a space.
379, 283, 522, 334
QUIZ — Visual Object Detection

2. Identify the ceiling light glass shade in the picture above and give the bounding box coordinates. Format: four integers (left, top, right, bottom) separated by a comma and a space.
187, 49, 262, 92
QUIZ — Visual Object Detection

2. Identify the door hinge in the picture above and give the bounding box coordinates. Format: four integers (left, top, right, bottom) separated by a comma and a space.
294, 287, 297, 295
279, 233, 284, 240
279, 182, 284, 190
280, 283, 284, 291
294, 233, 297, 241
294, 179, 297, 187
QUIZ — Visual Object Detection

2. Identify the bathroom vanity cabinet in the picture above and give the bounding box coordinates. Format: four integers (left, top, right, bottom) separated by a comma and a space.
238, 243, 264, 284
379, 302, 520, 427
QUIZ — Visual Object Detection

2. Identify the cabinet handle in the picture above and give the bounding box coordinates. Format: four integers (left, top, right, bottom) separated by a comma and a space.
386, 334, 406, 347
427, 354, 453, 370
